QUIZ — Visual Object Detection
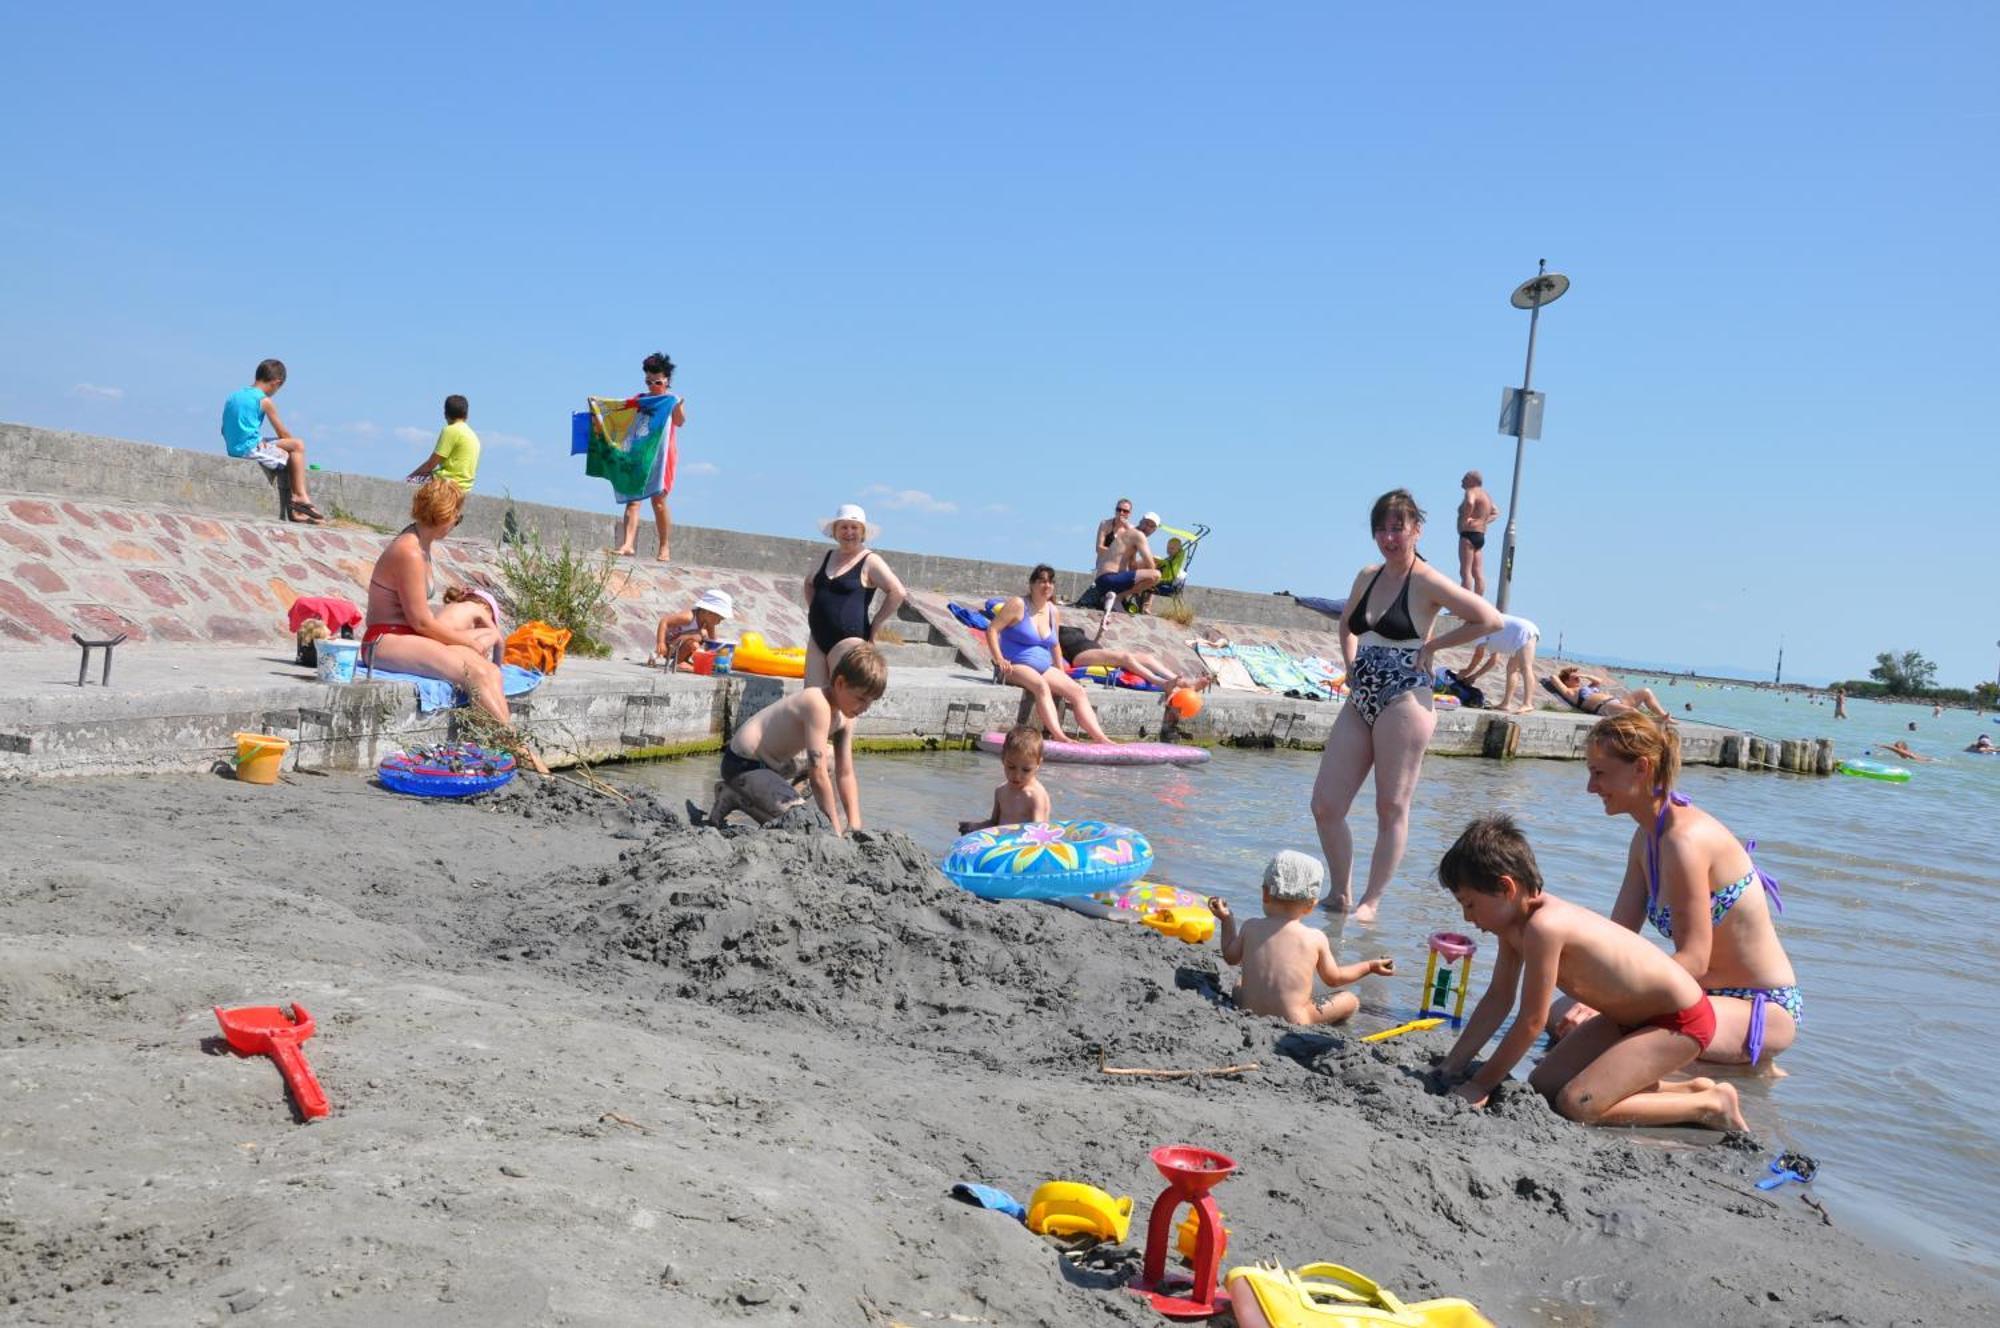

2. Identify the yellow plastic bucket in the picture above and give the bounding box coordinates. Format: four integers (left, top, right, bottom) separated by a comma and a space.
232, 732, 289, 785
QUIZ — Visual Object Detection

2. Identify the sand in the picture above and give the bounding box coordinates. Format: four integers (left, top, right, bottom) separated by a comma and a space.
0, 770, 1983, 1326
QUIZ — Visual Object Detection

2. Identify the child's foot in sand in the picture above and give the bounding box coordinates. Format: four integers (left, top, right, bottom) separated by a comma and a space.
1696, 1080, 1748, 1131
608, 545, 636, 557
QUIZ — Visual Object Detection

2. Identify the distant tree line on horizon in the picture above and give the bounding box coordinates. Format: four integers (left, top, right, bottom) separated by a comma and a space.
1838, 649, 2000, 708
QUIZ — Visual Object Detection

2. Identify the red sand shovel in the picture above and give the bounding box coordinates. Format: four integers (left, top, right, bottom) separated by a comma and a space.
213, 1003, 331, 1120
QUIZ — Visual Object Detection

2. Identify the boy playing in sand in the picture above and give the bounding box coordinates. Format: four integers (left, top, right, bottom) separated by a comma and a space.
1437, 815, 1746, 1130
406, 394, 481, 492
219, 358, 323, 523
650, 589, 732, 670
958, 725, 1052, 833
1212, 851, 1394, 1026
708, 640, 886, 835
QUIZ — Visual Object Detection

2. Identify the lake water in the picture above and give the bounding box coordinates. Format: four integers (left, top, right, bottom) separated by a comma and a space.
622, 693, 2000, 1287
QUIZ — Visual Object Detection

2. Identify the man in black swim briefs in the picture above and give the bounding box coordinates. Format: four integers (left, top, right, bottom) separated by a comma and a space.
1457, 471, 1498, 598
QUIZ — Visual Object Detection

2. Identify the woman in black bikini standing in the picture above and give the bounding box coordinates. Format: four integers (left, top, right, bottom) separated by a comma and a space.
802, 503, 907, 687
1311, 490, 1499, 925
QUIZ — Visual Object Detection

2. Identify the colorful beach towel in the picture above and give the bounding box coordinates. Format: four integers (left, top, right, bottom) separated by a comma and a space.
358, 663, 544, 713
1192, 640, 1260, 692
1234, 643, 1331, 701
580, 393, 680, 504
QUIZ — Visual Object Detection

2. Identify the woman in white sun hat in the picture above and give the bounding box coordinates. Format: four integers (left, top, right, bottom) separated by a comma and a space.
803, 503, 907, 686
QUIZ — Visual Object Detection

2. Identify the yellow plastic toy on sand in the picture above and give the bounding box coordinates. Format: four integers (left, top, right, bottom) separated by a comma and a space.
731, 631, 806, 679
1140, 904, 1216, 945
1225, 1261, 1493, 1328
1025, 1181, 1132, 1243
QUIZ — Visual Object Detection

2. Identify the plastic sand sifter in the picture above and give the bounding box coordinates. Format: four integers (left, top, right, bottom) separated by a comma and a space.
1131, 1144, 1236, 1318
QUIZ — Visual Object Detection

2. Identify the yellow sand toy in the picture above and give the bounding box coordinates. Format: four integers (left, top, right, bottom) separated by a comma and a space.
1025, 1181, 1132, 1243
1140, 904, 1216, 945
1359, 1017, 1444, 1044
1226, 1262, 1493, 1328
730, 631, 807, 679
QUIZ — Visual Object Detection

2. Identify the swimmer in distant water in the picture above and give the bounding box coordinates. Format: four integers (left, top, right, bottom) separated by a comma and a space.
1876, 740, 1936, 763
1833, 685, 1847, 719
1969, 734, 1995, 754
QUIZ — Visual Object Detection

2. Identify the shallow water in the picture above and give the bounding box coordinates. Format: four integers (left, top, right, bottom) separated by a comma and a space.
623, 713, 2000, 1287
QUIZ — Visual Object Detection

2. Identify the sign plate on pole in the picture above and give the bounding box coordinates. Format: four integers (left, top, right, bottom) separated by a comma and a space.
1498, 387, 1544, 440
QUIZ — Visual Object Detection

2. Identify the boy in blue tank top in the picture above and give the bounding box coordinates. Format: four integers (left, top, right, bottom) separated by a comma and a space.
219, 358, 322, 523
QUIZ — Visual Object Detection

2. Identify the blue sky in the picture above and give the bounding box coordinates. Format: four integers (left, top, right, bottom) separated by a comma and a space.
3, 4, 1995, 686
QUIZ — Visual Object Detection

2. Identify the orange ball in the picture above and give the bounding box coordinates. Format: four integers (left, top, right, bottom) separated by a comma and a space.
1168, 687, 1203, 720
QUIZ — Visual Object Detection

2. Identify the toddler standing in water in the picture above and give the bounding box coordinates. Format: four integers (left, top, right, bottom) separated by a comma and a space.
1436, 815, 1746, 1130
958, 725, 1051, 832
1213, 851, 1394, 1026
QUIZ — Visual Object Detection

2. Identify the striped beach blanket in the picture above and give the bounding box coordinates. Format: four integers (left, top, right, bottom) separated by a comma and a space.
1234, 643, 1332, 701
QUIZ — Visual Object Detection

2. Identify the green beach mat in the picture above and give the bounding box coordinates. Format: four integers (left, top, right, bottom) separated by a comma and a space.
1233, 642, 1332, 700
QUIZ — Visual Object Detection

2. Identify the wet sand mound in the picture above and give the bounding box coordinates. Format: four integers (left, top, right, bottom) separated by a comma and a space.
0, 774, 1984, 1325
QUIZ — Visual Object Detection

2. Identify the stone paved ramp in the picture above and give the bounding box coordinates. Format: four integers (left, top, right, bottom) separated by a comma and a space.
0, 493, 813, 657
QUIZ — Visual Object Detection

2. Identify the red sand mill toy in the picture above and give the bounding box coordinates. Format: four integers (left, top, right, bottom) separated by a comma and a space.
1421, 932, 1478, 1029
1131, 1144, 1236, 1318
214, 1003, 331, 1120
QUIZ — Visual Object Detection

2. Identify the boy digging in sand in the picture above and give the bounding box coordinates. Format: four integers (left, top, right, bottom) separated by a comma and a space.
1436, 815, 1746, 1130
1213, 851, 1394, 1026
708, 640, 886, 836
958, 725, 1051, 833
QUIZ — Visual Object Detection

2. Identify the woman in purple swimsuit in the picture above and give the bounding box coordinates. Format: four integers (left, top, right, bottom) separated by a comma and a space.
1565, 711, 1802, 1073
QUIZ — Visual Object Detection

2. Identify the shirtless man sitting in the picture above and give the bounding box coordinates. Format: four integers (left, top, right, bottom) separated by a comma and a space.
1457, 471, 1499, 597
708, 640, 887, 835
1092, 512, 1162, 634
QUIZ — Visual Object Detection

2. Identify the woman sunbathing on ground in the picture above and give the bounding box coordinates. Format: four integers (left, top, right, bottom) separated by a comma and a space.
1547, 665, 1670, 720
1056, 623, 1211, 694
362, 479, 546, 772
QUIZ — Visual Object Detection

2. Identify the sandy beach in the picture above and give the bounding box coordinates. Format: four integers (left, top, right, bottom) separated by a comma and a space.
0, 769, 1984, 1327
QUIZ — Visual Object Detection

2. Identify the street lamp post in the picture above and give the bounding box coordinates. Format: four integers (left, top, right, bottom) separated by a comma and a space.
1495, 260, 1569, 614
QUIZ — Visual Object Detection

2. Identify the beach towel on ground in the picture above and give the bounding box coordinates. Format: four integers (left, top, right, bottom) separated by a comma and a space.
1192, 640, 1261, 692
581, 393, 680, 503
1234, 642, 1331, 700
358, 663, 544, 713
947, 601, 993, 631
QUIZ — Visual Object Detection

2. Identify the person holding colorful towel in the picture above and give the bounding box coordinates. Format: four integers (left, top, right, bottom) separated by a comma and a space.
608, 352, 686, 561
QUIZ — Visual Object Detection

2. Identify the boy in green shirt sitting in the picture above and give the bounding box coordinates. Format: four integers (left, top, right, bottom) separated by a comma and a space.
407, 394, 481, 492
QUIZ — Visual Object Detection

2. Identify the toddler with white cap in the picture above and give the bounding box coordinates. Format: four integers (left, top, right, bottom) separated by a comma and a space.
1212, 850, 1395, 1026
650, 587, 734, 670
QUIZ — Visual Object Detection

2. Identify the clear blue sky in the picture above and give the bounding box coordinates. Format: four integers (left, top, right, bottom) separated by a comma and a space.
3, 4, 1994, 686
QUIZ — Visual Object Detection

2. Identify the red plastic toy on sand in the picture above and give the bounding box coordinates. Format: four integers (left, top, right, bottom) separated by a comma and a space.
214, 1003, 331, 1120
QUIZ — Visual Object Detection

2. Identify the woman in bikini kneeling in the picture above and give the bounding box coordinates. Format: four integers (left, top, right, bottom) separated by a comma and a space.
1556, 711, 1801, 1073
1311, 489, 1500, 925
1548, 665, 1670, 720
363, 479, 545, 771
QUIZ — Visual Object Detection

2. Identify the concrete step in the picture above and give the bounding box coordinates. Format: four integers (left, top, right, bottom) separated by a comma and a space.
873, 641, 964, 669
